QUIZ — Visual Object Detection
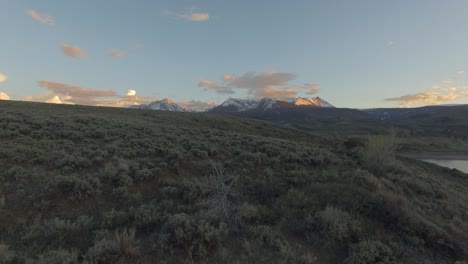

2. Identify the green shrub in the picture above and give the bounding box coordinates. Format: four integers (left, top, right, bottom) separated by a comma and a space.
51, 175, 101, 200
159, 213, 225, 261
361, 133, 398, 173
344, 137, 366, 150
101, 209, 129, 229
36, 249, 79, 264
85, 228, 139, 264
131, 203, 165, 228
307, 206, 361, 242
0, 243, 16, 264
22, 216, 94, 250
344, 240, 395, 264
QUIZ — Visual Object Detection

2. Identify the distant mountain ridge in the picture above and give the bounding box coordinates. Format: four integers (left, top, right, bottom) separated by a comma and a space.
210, 97, 334, 113
130, 96, 334, 113
130, 98, 186, 112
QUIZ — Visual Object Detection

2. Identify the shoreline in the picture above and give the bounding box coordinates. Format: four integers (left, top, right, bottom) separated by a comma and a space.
398, 152, 468, 160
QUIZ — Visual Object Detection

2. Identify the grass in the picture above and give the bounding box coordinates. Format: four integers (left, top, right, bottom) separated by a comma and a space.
0, 100, 467, 263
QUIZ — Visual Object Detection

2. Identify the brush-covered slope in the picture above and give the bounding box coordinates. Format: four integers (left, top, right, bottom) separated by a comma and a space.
0, 100, 467, 263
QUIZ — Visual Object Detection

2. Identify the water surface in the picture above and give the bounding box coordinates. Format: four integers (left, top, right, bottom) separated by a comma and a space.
423, 159, 468, 173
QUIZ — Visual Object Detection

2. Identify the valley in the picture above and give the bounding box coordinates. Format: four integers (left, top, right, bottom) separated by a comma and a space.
0, 100, 467, 263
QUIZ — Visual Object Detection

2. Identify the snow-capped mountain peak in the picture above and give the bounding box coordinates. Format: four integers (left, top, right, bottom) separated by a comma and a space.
211, 96, 334, 113
288, 97, 334, 107
130, 98, 186, 112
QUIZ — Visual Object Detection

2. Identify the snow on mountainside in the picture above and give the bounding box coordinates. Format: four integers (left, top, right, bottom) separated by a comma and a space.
211, 97, 334, 112
288, 97, 334, 108
130, 98, 186, 112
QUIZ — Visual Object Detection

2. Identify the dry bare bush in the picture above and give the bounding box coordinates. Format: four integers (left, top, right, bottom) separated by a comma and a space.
204, 160, 242, 228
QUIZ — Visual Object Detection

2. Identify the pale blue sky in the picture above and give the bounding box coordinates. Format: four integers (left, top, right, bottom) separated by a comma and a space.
0, 0, 467, 108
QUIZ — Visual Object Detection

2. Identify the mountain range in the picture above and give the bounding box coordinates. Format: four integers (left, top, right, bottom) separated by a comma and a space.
130, 96, 334, 112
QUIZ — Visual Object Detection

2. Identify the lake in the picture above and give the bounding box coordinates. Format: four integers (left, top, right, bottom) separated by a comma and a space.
423, 159, 468, 173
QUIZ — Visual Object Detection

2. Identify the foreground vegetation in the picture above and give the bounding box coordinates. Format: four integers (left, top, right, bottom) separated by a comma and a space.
217, 105, 468, 154
0, 101, 467, 263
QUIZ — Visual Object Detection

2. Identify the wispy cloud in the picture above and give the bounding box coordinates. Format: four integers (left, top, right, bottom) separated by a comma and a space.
166, 7, 210, 22
198, 79, 234, 94
38, 81, 115, 105
30, 81, 154, 107
385, 71, 468, 107
177, 100, 218, 111
60, 44, 86, 58
199, 70, 320, 99
26, 10, 54, 26
0, 72, 7, 83
385, 91, 466, 107
0, 92, 10, 100
299, 83, 320, 95
107, 49, 125, 58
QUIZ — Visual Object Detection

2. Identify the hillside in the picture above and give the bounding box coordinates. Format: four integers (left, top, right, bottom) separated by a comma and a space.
0, 100, 467, 263
210, 105, 468, 153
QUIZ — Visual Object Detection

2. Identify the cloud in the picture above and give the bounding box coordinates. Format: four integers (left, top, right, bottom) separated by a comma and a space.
0, 72, 7, 83
441, 78, 455, 84
177, 100, 218, 111
198, 79, 234, 94
26, 10, 54, 25
126, 89, 137, 96
107, 49, 125, 58
0, 92, 10, 100
223, 74, 235, 82
299, 83, 320, 95
385, 73, 468, 107
199, 71, 320, 99
45, 95, 74, 104
385, 91, 466, 107
166, 8, 209, 22
31, 81, 154, 107
458, 70, 465, 75
257, 86, 297, 99
198, 79, 220, 89
60, 44, 86, 58
38, 80, 115, 105
96, 96, 151, 108
228, 72, 296, 90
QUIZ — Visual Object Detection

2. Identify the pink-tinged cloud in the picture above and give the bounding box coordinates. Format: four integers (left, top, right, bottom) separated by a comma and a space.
0, 72, 7, 83
299, 83, 319, 95
257, 86, 298, 99
107, 49, 125, 58
26, 10, 54, 26
182, 12, 209, 21
0, 92, 10, 100
38, 81, 115, 105
229, 72, 297, 89
385, 91, 466, 107
199, 71, 320, 99
60, 44, 86, 58
166, 8, 209, 22
198, 79, 234, 94
177, 100, 218, 111
34, 81, 154, 107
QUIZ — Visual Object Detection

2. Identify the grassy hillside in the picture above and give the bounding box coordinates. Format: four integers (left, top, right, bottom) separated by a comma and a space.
0, 101, 467, 263
212, 105, 468, 154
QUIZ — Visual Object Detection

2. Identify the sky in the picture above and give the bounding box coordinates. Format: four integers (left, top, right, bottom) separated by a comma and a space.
1, 0, 468, 109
